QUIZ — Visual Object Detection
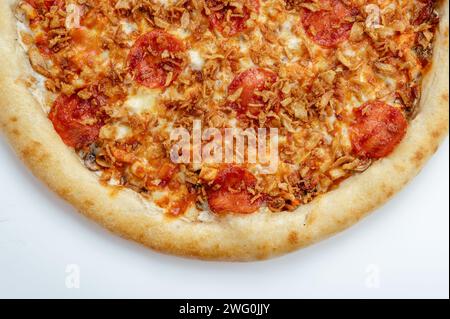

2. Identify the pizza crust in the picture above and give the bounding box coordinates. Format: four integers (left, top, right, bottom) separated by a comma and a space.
0, 0, 448, 261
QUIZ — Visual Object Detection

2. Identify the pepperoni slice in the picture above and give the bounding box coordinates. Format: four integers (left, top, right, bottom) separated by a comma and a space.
49, 94, 106, 149
26, 0, 62, 10
228, 68, 278, 116
207, 166, 262, 214
207, 0, 260, 37
128, 30, 185, 89
301, 0, 357, 47
350, 101, 408, 159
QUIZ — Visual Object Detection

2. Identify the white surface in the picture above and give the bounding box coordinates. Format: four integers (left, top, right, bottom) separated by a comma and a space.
0, 136, 448, 299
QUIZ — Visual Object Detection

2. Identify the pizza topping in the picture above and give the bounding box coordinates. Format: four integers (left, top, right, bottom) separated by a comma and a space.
207, 166, 262, 214
414, 0, 439, 26
228, 68, 279, 116
157, 162, 179, 187
301, 0, 357, 47
49, 94, 106, 149
28, 45, 52, 76
350, 101, 408, 159
16, 0, 439, 218
169, 195, 196, 216
34, 33, 53, 56
206, 0, 260, 37
128, 30, 186, 89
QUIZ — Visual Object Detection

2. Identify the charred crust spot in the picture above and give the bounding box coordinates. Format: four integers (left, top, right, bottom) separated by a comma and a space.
380, 183, 394, 198
441, 93, 449, 102
256, 252, 270, 260
20, 141, 49, 164
20, 148, 33, 159
288, 231, 299, 245
386, 189, 394, 198
10, 117, 18, 123
432, 129, 441, 139
255, 244, 270, 260
21, 142, 40, 159
56, 187, 71, 199
412, 150, 425, 163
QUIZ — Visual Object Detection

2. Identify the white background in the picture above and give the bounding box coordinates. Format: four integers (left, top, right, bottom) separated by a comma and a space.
0, 136, 448, 299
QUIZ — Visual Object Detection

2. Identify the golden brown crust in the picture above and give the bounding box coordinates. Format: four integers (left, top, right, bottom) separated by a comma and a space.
0, 0, 448, 261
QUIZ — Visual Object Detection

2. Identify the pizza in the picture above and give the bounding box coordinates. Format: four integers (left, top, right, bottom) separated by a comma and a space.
0, 0, 448, 260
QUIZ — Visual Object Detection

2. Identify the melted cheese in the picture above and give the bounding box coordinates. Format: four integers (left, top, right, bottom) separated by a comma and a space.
124, 88, 160, 115
100, 123, 132, 140
280, 18, 301, 50
120, 21, 137, 35
239, 56, 255, 69
188, 50, 204, 71
170, 28, 191, 39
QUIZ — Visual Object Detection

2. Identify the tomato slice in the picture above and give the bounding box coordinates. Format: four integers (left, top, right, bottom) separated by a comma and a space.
49, 94, 106, 149
207, 0, 260, 37
350, 101, 408, 159
128, 30, 185, 89
207, 166, 262, 214
228, 68, 278, 116
301, 0, 357, 47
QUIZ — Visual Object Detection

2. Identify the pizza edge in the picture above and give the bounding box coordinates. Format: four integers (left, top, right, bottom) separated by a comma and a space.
0, 0, 448, 261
